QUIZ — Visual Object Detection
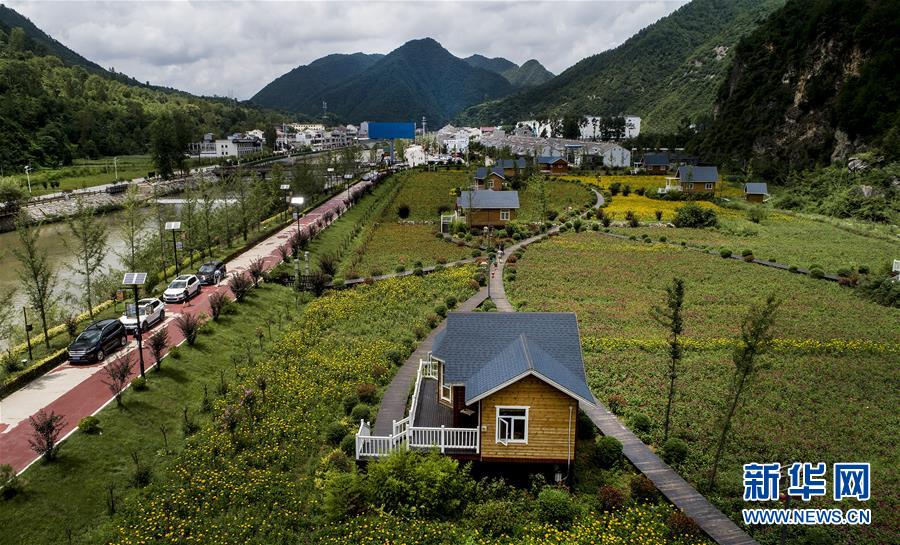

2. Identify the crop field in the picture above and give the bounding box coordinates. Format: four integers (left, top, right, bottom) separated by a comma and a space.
563, 175, 746, 198
518, 178, 595, 221
343, 223, 471, 277
506, 232, 899, 544
610, 210, 898, 274
603, 194, 732, 222
389, 169, 469, 221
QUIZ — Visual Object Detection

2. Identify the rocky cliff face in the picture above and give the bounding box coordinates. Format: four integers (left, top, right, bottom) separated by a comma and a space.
694, 0, 899, 179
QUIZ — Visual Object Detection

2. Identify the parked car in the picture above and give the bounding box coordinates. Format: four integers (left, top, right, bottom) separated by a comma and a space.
67, 319, 127, 363
119, 297, 165, 334
197, 261, 227, 285
163, 274, 202, 303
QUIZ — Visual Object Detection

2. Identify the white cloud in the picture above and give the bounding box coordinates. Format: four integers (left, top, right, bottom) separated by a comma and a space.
8, 1, 688, 99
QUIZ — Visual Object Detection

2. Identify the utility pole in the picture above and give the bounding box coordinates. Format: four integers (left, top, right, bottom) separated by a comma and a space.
22, 307, 33, 361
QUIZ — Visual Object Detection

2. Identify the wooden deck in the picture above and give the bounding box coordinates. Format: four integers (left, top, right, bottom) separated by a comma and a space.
373, 287, 488, 436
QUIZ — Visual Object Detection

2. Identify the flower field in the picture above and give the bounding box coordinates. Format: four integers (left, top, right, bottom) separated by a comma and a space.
105, 268, 478, 545
602, 194, 732, 222
518, 178, 595, 221
506, 232, 900, 544
563, 175, 745, 198
345, 223, 471, 276
389, 169, 470, 221
319, 506, 711, 545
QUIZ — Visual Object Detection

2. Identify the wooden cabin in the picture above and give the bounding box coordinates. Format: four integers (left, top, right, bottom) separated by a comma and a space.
641, 152, 670, 174
744, 182, 769, 203
676, 165, 719, 194
537, 156, 569, 175
498, 158, 527, 178
474, 166, 506, 190
356, 313, 596, 468
456, 190, 519, 227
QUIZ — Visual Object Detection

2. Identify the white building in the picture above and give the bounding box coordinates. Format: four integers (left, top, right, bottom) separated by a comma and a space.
191, 133, 262, 158
404, 144, 427, 167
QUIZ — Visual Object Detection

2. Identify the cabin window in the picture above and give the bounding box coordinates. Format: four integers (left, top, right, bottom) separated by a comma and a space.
496, 406, 528, 445
685, 182, 693, 190
705, 182, 714, 190
500, 210, 510, 221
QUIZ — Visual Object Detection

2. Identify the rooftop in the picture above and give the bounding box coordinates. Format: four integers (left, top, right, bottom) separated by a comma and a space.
457, 190, 520, 210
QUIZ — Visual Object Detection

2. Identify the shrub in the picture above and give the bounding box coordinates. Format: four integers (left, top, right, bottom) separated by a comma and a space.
595, 436, 623, 468
606, 393, 626, 414
444, 295, 457, 308
28, 409, 66, 462
858, 265, 870, 274
356, 383, 378, 403
367, 450, 473, 518
397, 203, 411, 219
425, 314, 440, 328
0, 464, 24, 499
536, 487, 579, 527
659, 235, 667, 242
608, 182, 621, 195
673, 204, 718, 228
394, 265, 405, 273
720, 249, 733, 258
175, 313, 201, 346
326, 421, 349, 445
467, 499, 523, 537
576, 410, 596, 440
746, 206, 767, 224
655, 210, 663, 221
591, 222, 600, 231
630, 413, 651, 434
597, 485, 626, 512
228, 273, 253, 302
434, 304, 447, 318
741, 249, 753, 257
622, 185, 631, 196
323, 470, 367, 520
629, 474, 659, 502
635, 187, 646, 196
809, 267, 825, 279
339, 434, 356, 457
208, 291, 229, 320
131, 376, 148, 391
471, 249, 482, 258
661, 438, 689, 465
128, 451, 152, 488
667, 510, 701, 537
789, 265, 799, 273
318, 253, 339, 276
78, 416, 101, 434
413, 267, 424, 277
350, 404, 371, 421
321, 448, 353, 473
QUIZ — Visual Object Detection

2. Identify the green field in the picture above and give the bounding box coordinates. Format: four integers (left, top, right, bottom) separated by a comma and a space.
506, 232, 899, 544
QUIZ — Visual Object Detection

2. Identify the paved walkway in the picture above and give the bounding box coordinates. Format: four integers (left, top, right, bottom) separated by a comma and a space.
487, 188, 759, 545
1, 180, 375, 475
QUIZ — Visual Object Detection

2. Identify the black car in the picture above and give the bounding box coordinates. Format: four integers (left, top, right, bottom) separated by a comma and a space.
67, 319, 128, 363
197, 260, 227, 285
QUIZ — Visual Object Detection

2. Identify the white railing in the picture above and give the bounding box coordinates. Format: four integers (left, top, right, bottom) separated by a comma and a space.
355, 359, 479, 459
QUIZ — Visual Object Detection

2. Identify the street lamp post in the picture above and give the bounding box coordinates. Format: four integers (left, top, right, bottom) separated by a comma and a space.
24, 165, 32, 195
290, 196, 305, 233
22, 307, 33, 361
113, 156, 118, 181
280, 183, 291, 220
304, 251, 310, 275
165, 222, 182, 275
122, 273, 148, 378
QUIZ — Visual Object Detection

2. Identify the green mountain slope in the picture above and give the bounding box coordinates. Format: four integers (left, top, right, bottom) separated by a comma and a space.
251, 53, 384, 113
463, 54, 517, 74
0, 4, 105, 72
292, 38, 514, 125
457, 0, 784, 132
692, 0, 900, 177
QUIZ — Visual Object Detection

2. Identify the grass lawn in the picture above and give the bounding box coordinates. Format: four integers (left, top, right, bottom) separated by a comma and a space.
506, 232, 899, 545
0, 283, 301, 545
388, 169, 469, 221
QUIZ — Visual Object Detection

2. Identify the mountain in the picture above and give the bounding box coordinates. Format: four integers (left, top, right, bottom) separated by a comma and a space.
251, 53, 384, 113
0, 6, 277, 169
254, 38, 515, 126
463, 54, 517, 74
0, 4, 105, 72
464, 55, 554, 88
456, 0, 784, 132
691, 0, 900, 179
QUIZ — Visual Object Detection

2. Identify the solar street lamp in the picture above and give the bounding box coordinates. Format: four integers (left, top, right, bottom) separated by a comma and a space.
24, 165, 32, 194
165, 221, 182, 275
122, 272, 148, 378
290, 196, 305, 233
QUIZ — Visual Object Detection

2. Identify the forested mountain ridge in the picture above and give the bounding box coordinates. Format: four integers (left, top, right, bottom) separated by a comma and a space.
256, 38, 514, 126
251, 53, 384, 113
456, 0, 784, 132
0, 8, 278, 170
0, 4, 104, 72
463, 55, 554, 87
691, 0, 900, 179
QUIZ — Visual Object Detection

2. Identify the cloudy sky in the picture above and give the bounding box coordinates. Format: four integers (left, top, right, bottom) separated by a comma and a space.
9, 1, 688, 99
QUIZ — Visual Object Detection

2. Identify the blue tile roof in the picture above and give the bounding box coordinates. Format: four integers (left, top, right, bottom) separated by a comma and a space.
474, 166, 506, 180
432, 313, 594, 405
499, 158, 526, 169
457, 190, 520, 210
744, 182, 768, 194
642, 153, 669, 166
677, 165, 718, 183
537, 156, 567, 165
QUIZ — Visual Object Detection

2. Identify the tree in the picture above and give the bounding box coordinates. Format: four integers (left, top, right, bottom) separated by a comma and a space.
197, 180, 216, 257
708, 294, 780, 490
0, 177, 26, 214
0, 288, 16, 362
66, 198, 108, 317
150, 111, 195, 179
103, 353, 134, 406
13, 214, 57, 350
232, 171, 252, 242
652, 278, 685, 442
562, 115, 582, 140
117, 185, 145, 273
263, 126, 277, 150
28, 409, 66, 461
148, 329, 168, 372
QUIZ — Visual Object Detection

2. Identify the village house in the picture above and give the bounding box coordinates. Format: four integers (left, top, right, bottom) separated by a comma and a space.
356, 312, 595, 470
537, 156, 569, 175
640, 152, 670, 174
474, 167, 506, 190
455, 189, 519, 227
743, 182, 769, 203
498, 158, 527, 177
675, 165, 719, 194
